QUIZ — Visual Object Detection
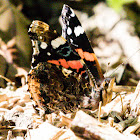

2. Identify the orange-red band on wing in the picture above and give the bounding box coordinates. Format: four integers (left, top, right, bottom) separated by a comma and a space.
76, 48, 95, 62
67, 60, 83, 72
47, 60, 60, 65
83, 52, 95, 61
75, 48, 84, 59
48, 59, 83, 72
58, 59, 69, 69
75, 48, 104, 79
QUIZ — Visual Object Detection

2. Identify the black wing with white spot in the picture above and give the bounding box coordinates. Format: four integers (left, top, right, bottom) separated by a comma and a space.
61, 4, 104, 81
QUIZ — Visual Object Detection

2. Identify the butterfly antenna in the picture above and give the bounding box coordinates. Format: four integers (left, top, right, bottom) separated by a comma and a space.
109, 48, 140, 77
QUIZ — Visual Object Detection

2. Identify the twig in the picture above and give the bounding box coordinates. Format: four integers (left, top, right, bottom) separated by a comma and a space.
27, 128, 31, 140
51, 129, 65, 140
123, 116, 140, 135
98, 101, 102, 122
7, 130, 12, 140
112, 85, 136, 93
119, 93, 124, 114
130, 81, 140, 116
0, 75, 16, 89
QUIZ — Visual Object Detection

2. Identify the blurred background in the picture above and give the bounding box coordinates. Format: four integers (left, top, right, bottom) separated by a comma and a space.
0, 0, 140, 88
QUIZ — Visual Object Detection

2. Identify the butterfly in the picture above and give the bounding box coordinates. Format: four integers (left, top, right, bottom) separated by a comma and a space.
27, 4, 112, 114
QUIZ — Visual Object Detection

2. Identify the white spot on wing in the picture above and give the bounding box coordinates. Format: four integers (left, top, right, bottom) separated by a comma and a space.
67, 27, 72, 35
28, 28, 31, 32
70, 39, 73, 43
74, 26, 84, 37
30, 23, 33, 27
51, 37, 66, 49
31, 40, 35, 46
40, 42, 48, 49
32, 57, 35, 63
70, 10, 75, 17
47, 52, 51, 56
33, 41, 39, 55
33, 48, 39, 55
30, 66, 34, 70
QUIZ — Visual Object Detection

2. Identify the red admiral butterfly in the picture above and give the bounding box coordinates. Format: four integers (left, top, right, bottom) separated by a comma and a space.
27, 4, 112, 114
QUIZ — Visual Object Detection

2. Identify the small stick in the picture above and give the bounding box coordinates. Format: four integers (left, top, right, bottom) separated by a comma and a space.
0, 75, 16, 89
7, 130, 12, 140
51, 129, 65, 140
98, 101, 102, 122
123, 120, 140, 135
27, 128, 31, 140
119, 93, 124, 114
61, 115, 72, 127
112, 86, 136, 93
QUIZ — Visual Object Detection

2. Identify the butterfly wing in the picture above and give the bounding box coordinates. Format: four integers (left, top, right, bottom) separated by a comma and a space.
28, 20, 94, 113
28, 20, 84, 73
61, 4, 104, 81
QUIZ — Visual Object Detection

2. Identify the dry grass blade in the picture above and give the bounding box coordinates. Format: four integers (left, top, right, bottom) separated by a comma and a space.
113, 86, 136, 93
114, 117, 137, 132
98, 101, 102, 122
61, 115, 72, 127
51, 129, 65, 140
123, 116, 140, 135
130, 81, 140, 116
7, 130, 12, 140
